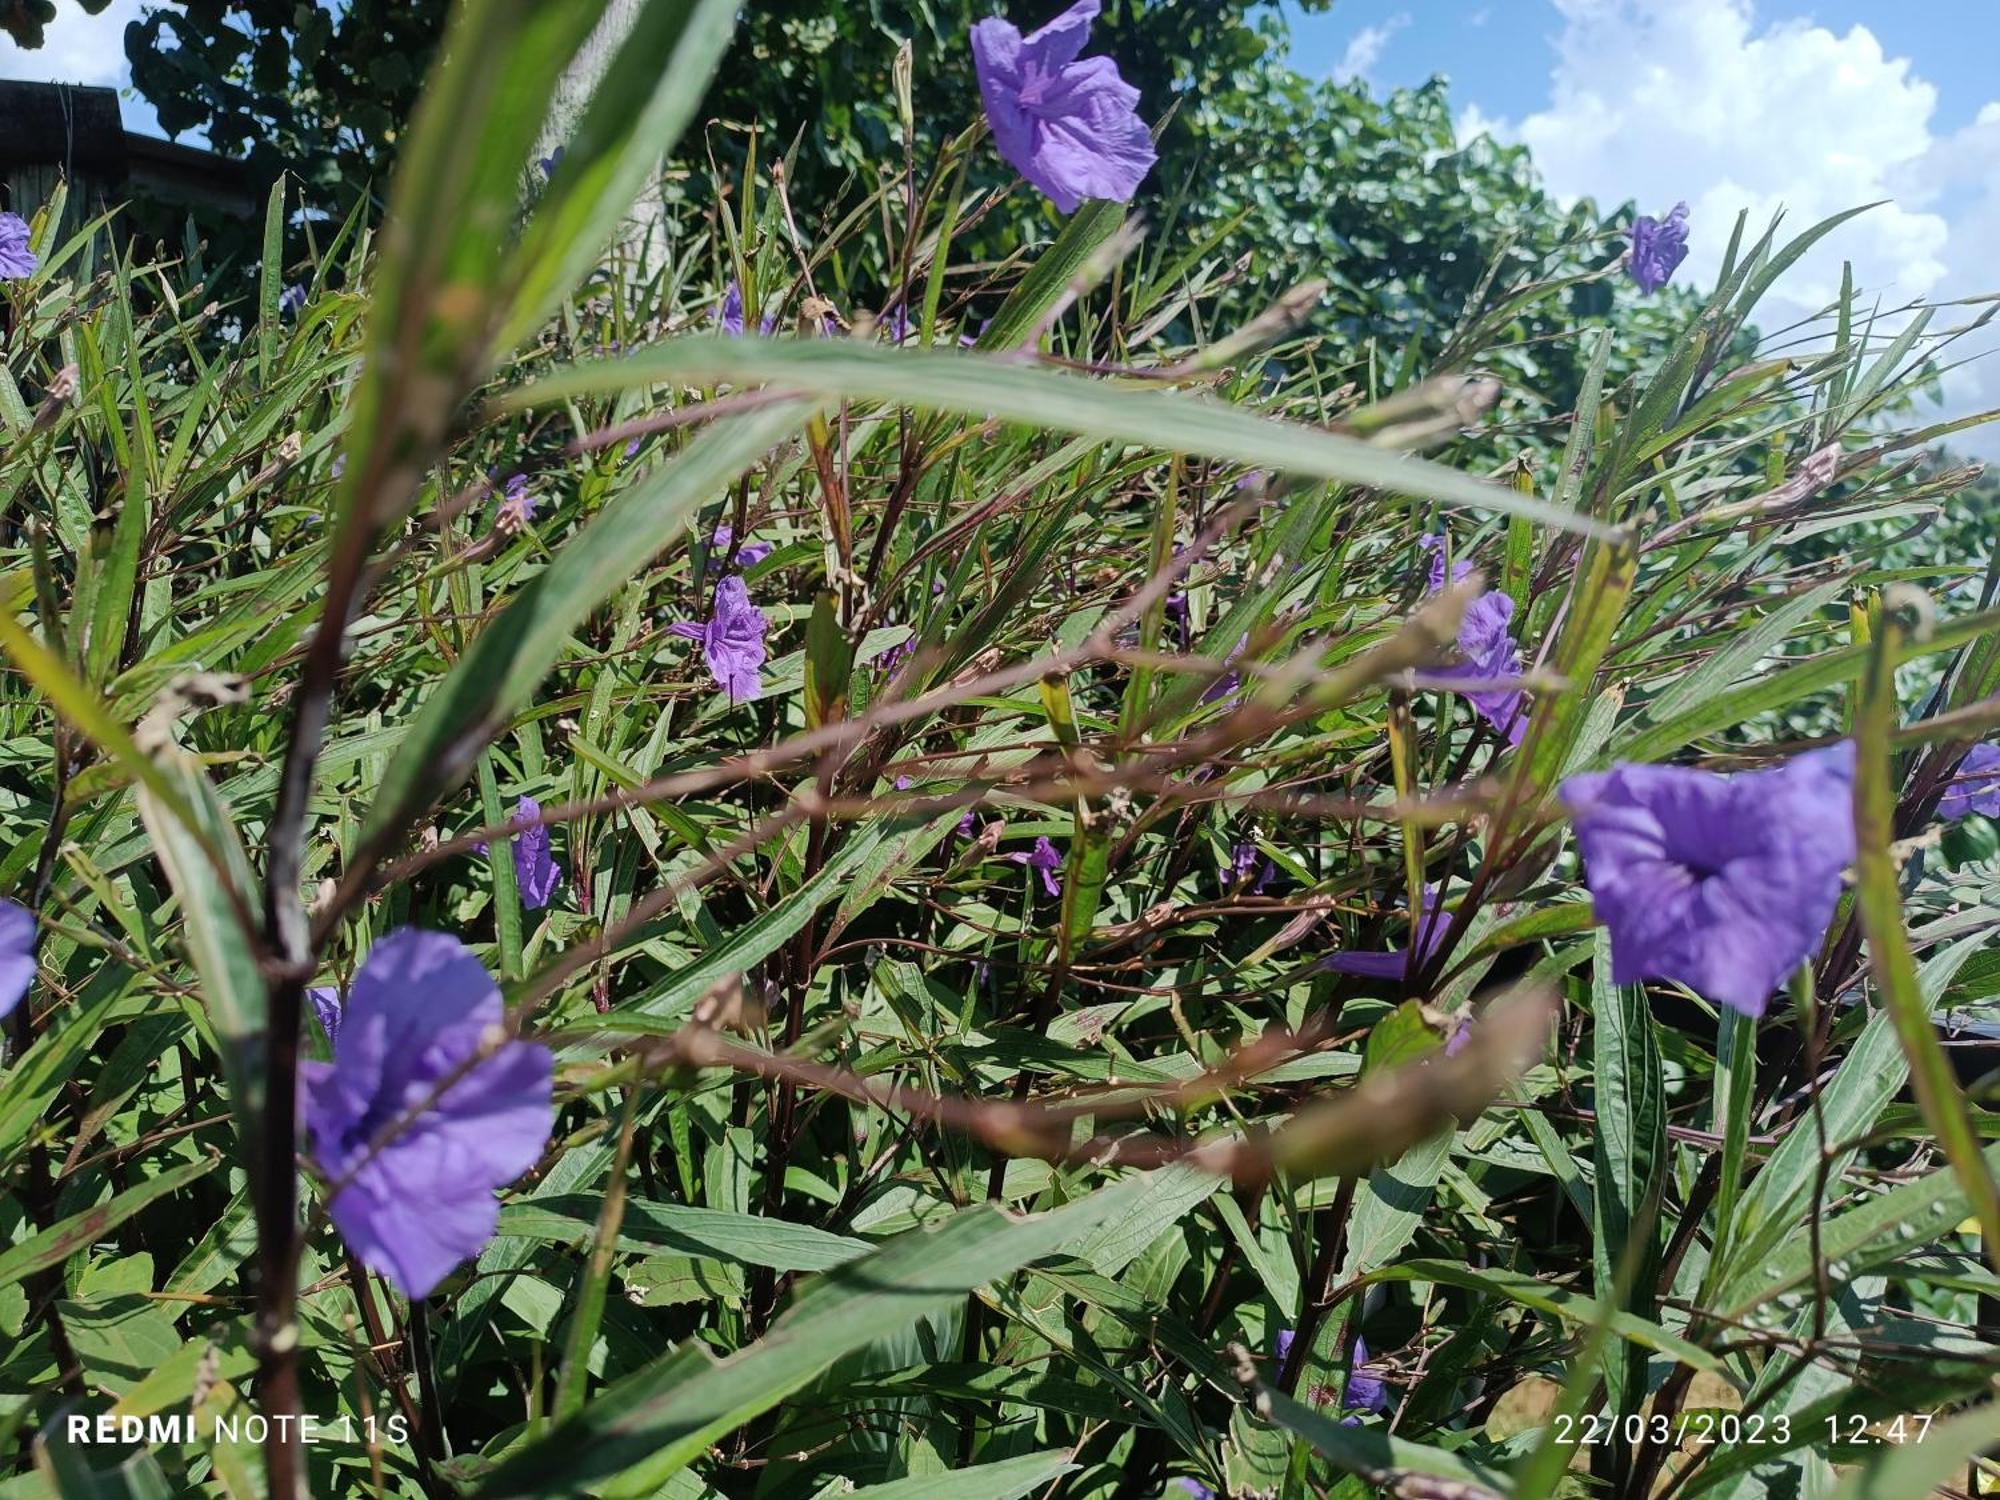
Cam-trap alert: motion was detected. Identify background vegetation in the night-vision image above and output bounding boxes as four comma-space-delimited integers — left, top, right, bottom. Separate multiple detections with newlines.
2, 2, 1999, 1499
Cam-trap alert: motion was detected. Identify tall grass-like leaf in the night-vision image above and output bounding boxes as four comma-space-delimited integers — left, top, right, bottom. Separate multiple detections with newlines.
1587, 932, 1666, 1478
1852, 609, 2000, 1266
846, 1453, 1079, 1500
977, 199, 1128, 351
333, 0, 610, 546
1259, 1387, 1505, 1495
0, 1156, 216, 1291
1714, 934, 1988, 1305
476, 1186, 1143, 1496
506, 342, 1622, 535
1720, 1139, 2000, 1318
495, 0, 741, 348
1825, 1401, 2000, 1499
586, 823, 886, 1034
136, 754, 268, 1158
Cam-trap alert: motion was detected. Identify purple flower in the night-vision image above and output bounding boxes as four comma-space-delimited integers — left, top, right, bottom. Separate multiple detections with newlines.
970, 0, 1157, 215
1344, 1337, 1390, 1415
278, 283, 307, 318
0, 213, 38, 280
1939, 744, 2000, 822
303, 930, 553, 1299
670, 574, 768, 702
1444, 1014, 1472, 1057
1006, 835, 1064, 897
1275, 1327, 1295, 1361
1174, 1481, 1215, 1500
1420, 533, 1475, 595
957, 810, 980, 839
718, 281, 746, 336
509, 796, 562, 910
538, 146, 565, 180
623, 436, 643, 460
870, 632, 917, 675
1325, 885, 1450, 981
495, 472, 536, 532
711, 525, 773, 568
0, 899, 36, 1020
1222, 841, 1273, 894
1629, 202, 1691, 294
308, 986, 343, 1047
1560, 742, 1856, 1018
1456, 592, 1529, 745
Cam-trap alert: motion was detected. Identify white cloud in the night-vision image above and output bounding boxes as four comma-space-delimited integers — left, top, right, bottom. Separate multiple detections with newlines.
1332, 13, 1411, 86
1472, 0, 2000, 454
22, 0, 151, 89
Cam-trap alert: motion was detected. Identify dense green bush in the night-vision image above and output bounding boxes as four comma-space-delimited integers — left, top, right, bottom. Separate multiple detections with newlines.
2, 4, 1999, 1500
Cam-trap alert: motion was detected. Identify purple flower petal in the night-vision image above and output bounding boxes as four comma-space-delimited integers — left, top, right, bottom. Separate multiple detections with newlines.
1323, 947, 1416, 980
1222, 841, 1273, 894
1419, 533, 1475, 595
279, 283, 307, 317
304, 929, 553, 1299
971, 0, 1157, 215
1629, 202, 1690, 294
1342, 1336, 1391, 1415
1325, 886, 1449, 981
718, 281, 746, 336
1939, 743, 2000, 822
711, 525, 773, 568
1202, 634, 1248, 705
0, 899, 36, 1020
1443, 1014, 1473, 1057
1416, 588, 1528, 745
1005, 836, 1064, 897
674, 574, 769, 702
0, 213, 39, 281
1560, 742, 1856, 1018
510, 796, 562, 910
307, 986, 343, 1047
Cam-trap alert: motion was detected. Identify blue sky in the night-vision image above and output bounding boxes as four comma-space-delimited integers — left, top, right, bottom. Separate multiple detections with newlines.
1288, 1, 2000, 134
1281, 0, 2000, 453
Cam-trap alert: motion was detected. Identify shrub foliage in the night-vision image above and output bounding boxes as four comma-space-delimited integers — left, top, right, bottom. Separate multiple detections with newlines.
1, 3, 1998, 1499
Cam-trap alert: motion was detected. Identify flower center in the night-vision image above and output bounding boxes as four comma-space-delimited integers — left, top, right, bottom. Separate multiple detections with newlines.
1017, 63, 1060, 112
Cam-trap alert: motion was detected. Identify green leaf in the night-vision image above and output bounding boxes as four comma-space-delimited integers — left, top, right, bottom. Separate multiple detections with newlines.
802, 589, 854, 731
475, 1184, 1146, 1496
1826, 1402, 2000, 1500
977, 199, 1128, 352
1364, 1260, 1721, 1373
507, 342, 1621, 536
496, 0, 741, 348
585, 825, 886, 1033
331, 0, 609, 546
1260, 1386, 1505, 1494
1589, 930, 1665, 1443
495, 1195, 869, 1273
257, 175, 285, 382
845, 1451, 1078, 1500
1852, 611, 2000, 1259
0, 1155, 217, 1292
134, 752, 267, 1157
